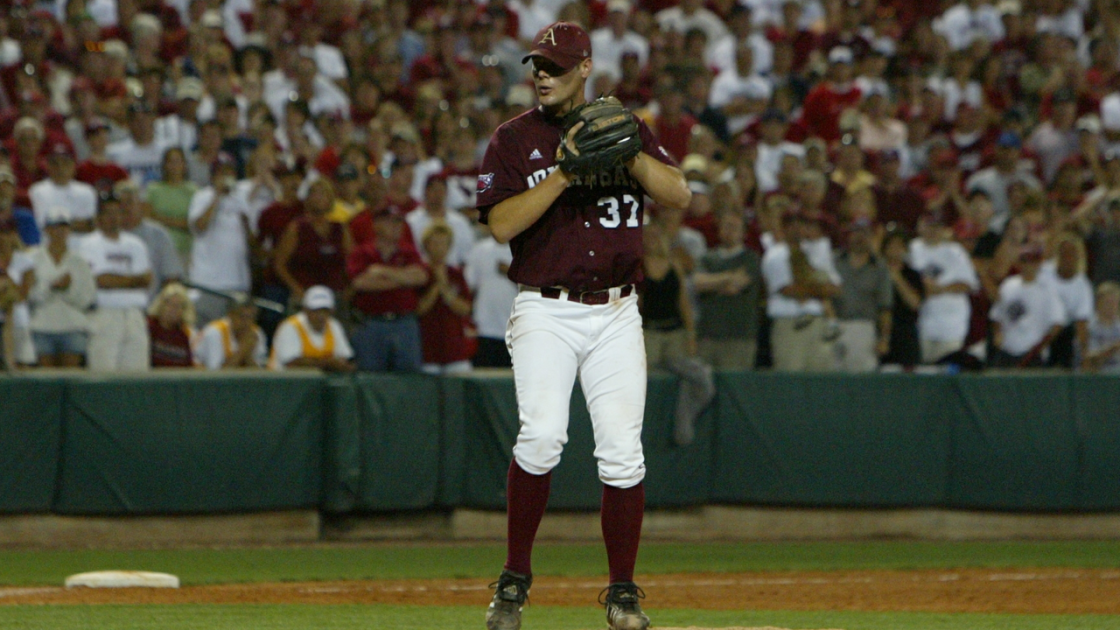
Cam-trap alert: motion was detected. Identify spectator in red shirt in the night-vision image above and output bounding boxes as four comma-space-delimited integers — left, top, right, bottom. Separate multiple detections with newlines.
651, 78, 699, 162
254, 161, 307, 338
872, 149, 926, 234
346, 204, 429, 372
799, 46, 862, 145
75, 117, 130, 194
147, 282, 197, 368
416, 221, 475, 375
274, 177, 353, 303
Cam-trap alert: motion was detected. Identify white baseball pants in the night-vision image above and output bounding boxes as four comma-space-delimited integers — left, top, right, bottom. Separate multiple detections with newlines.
506, 289, 647, 488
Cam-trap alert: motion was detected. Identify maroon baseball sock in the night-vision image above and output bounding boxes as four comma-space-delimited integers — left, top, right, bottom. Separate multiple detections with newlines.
504, 460, 552, 576
601, 481, 645, 584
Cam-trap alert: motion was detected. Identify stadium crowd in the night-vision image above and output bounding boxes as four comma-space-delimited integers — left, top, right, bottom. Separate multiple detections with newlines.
2, 0, 1120, 374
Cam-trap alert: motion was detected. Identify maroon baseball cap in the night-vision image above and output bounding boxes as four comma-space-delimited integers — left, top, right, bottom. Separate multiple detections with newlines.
522, 22, 591, 72
48, 142, 74, 159
373, 203, 405, 220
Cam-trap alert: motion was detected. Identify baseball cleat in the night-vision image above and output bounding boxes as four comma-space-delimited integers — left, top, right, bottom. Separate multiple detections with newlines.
600, 581, 651, 630
486, 569, 532, 630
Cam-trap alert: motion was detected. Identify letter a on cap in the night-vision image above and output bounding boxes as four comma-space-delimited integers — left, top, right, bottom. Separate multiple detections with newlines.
541, 27, 557, 46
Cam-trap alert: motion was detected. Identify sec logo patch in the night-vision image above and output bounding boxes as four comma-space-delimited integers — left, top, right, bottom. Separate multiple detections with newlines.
478, 173, 495, 193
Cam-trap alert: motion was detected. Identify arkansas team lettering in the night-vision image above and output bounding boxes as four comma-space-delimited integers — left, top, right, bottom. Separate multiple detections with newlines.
526, 165, 639, 190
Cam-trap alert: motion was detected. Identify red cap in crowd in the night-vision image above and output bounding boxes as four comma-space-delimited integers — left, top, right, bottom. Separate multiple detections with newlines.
522, 22, 592, 72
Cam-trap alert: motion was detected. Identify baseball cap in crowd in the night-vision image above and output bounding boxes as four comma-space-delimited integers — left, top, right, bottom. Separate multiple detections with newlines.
742, 76, 772, 101
996, 131, 1022, 149
84, 116, 110, 134
200, 9, 223, 28
918, 208, 946, 226
302, 285, 336, 311
505, 84, 536, 108
680, 154, 708, 175
335, 163, 359, 181
828, 46, 854, 65
879, 148, 901, 162
43, 206, 72, 227
211, 151, 236, 173
761, 108, 788, 124
13, 116, 44, 139
1052, 87, 1077, 104
1076, 114, 1102, 134
48, 142, 74, 159
373, 204, 405, 220
848, 217, 873, 231
522, 22, 592, 73
176, 77, 204, 101
0, 166, 16, 185
128, 100, 155, 114
1019, 244, 1045, 263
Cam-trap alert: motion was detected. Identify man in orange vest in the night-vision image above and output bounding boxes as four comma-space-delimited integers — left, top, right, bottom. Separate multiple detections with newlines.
194, 293, 268, 369
269, 285, 355, 372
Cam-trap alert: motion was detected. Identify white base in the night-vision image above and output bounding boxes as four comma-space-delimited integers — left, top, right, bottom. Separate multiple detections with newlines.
64, 571, 180, 588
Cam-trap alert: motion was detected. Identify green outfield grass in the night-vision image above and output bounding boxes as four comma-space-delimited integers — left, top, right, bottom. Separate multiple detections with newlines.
2, 540, 1120, 585
0, 605, 1118, 630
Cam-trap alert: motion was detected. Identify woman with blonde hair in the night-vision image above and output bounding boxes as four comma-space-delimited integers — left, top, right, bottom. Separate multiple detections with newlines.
147, 282, 198, 368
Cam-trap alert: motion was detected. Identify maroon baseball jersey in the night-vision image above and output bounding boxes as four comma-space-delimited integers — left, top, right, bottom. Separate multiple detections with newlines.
476, 107, 676, 293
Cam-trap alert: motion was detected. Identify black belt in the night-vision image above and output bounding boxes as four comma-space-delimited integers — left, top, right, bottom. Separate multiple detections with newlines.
524, 284, 634, 306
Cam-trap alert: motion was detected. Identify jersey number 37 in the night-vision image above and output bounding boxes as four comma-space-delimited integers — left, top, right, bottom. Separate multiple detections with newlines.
598, 194, 640, 229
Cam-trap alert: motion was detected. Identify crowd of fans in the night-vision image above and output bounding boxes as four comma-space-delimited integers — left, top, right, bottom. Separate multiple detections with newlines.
2, 0, 1120, 374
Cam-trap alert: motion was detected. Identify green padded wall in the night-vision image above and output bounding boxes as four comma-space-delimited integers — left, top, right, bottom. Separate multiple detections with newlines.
53, 373, 323, 514
0, 378, 64, 512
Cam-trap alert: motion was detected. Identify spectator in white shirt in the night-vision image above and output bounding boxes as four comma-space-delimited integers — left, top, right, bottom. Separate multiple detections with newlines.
709, 44, 773, 136
989, 246, 1065, 368
755, 109, 805, 193
1040, 233, 1095, 368
297, 20, 349, 82
965, 131, 1042, 232
762, 210, 842, 372
406, 176, 477, 268
28, 143, 98, 235
509, 0, 563, 44
908, 211, 981, 363
934, 0, 1006, 51
107, 100, 169, 189
268, 285, 355, 372
117, 180, 183, 297
155, 77, 204, 153
464, 224, 517, 368
708, 4, 773, 77
193, 293, 268, 370
590, 0, 650, 82
78, 194, 153, 372
656, 0, 729, 56
187, 153, 255, 325
1085, 281, 1120, 373
26, 207, 96, 368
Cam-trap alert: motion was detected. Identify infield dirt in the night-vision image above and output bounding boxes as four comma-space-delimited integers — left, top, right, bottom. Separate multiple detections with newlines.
2, 567, 1119, 616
